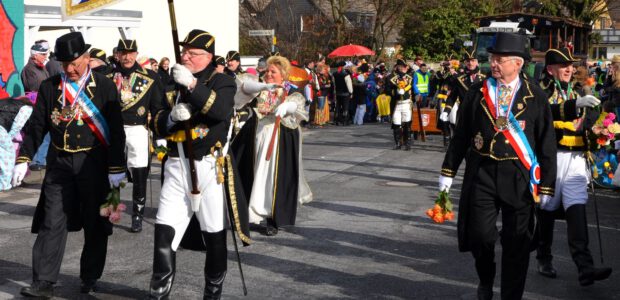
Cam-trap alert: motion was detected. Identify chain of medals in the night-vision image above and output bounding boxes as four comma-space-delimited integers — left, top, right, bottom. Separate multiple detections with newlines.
116, 73, 139, 103
60, 68, 91, 126
494, 79, 520, 130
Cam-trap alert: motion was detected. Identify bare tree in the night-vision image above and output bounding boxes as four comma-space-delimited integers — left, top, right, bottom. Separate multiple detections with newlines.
370, 0, 409, 55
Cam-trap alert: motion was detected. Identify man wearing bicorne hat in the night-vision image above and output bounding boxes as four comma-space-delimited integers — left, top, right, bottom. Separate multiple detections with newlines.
441, 47, 486, 127
111, 39, 165, 233
535, 47, 612, 285
385, 58, 413, 150
13, 31, 126, 298
148, 29, 250, 300
225, 50, 245, 78
438, 32, 557, 300
88, 48, 112, 76
213, 55, 226, 74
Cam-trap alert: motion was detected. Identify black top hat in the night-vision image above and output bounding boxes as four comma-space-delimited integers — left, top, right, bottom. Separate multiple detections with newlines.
545, 47, 579, 65
487, 32, 529, 59
180, 29, 215, 54
395, 58, 407, 67
117, 39, 138, 52
226, 51, 240, 62
213, 55, 226, 66
54, 32, 91, 62
89, 48, 107, 61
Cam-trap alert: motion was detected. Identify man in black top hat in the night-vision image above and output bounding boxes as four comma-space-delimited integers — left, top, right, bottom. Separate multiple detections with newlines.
13, 31, 126, 298
110, 39, 165, 233
384, 58, 414, 150
438, 32, 557, 300
225, 50, 245, 77
148, 29, 250, 300
535, 47, 612, 285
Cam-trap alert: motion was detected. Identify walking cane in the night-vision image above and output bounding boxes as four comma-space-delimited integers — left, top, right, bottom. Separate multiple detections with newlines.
585, 150, 605, 264
415, 95, 426, 142
222, 170, 248, 296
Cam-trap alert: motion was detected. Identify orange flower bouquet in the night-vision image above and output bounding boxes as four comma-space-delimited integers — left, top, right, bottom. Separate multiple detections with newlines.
154, 145, 168, 161
426, 190, 455, 223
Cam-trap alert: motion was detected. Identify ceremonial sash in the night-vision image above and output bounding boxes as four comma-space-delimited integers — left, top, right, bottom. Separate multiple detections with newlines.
64, 76, 111, 147
482, 79, 541, 202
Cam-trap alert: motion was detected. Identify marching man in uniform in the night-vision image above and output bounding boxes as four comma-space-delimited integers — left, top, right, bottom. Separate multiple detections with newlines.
535, 47, 612, 285
13, 32, 126, 298
225, 50, 245, 78
148, 29, 250, 300
440, 47, 486, 127
385, 59, 414, 150
438, 33, 557, 300
111, 39, 165, 233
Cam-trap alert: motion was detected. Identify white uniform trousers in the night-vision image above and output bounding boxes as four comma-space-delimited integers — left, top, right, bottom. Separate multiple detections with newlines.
392, 99, 412, 125
541, 150, 589, 211
124, 125, 149, 168
156, 155, 226, 251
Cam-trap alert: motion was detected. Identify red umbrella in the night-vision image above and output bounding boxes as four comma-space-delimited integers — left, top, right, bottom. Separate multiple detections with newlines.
328, 44, 375, 58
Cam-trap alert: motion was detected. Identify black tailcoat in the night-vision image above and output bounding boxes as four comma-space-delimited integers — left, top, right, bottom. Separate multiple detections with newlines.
440, 77, 557, 252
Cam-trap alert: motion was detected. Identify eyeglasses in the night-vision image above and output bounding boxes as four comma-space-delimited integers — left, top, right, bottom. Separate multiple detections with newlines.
490, 57, 515, 65
181, 49, 208, 58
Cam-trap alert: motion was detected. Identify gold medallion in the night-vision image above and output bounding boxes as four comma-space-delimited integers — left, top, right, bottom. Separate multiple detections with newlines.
61, 106, 72, 117
51, 108, 61, 126
517, 103, 524, 110
496, 116, 508, 129
474, 132, 484, 150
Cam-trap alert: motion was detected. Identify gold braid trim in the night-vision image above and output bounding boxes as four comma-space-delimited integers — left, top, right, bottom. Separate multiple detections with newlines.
201, 91, 217, 114
226, 154, 252, 244
16, 156, 31, 163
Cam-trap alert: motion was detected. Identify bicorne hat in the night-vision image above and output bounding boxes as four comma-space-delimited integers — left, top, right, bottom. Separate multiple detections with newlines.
117, 39, 138, 52
54, 32, 91, 62
545, 47, 579, 65
89, 48, 107, 62
395, 58, 407, 67
214, 55, 226, 66
487, 32, 530, 60
180, 29, 215, 54
226, 51, 240, 62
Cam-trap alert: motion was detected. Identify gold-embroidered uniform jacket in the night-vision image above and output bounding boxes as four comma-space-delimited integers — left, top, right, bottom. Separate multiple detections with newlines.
444, 70, 486, 115
153, 65, 236, 159
110, 63, 164, 126
17, 72, 126, 174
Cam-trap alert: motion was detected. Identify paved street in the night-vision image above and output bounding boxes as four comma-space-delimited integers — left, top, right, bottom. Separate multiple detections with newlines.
1, 123, 619, 300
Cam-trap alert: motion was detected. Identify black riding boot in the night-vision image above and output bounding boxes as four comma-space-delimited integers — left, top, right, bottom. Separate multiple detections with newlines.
475, 259, 495, 300
565, 204, 612, 286
202, 230, 228, 300
402, 123, 411, 151
392, 127, 402, 150
131, 167, 148, 233
149, 224, 176, 300
536, 208, 557, 278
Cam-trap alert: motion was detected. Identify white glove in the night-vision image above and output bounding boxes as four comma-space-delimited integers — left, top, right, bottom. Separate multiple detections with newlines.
438, 175, 453, 192
274, 102, 297, 118
576, 95, 600, 108
170, 103, 192, 122
440, 112, 449, 122
172, 64, 196, 88
108, 173, 125, 188
242, 80, 279, 94
11, 162, 28, 187
155, 139, 167, 147
398, 89, 405, 95
539, 194, 553, 209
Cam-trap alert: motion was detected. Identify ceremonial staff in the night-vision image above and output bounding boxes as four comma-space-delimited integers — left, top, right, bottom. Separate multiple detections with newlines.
166, 0, 200, 198
585, 130, 605, 264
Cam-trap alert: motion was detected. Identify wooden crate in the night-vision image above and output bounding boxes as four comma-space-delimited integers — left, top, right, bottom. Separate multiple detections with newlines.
411, 108, 442, 133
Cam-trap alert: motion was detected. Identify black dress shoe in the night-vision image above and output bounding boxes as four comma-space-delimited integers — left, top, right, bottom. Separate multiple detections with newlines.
131, 216, 143, 233
477, 284, 493, 300
537, 260, 557, 278
80, 279, 98, 293
579, 267, 612, 286
265, 224, 278, 236
20, 280, 54, 298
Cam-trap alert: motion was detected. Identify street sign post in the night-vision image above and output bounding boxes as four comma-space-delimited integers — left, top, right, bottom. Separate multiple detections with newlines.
249, 29, 276, 53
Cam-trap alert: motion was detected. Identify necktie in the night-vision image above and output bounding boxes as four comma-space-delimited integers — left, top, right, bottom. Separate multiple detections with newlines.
498, 84, 512, 107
